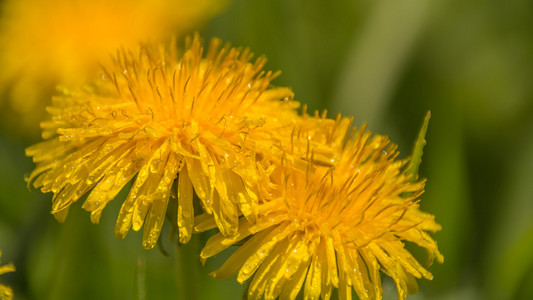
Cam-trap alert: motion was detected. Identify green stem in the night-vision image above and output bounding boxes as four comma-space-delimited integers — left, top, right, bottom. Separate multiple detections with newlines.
175, 237, 201, 300
133, 255, 146, 300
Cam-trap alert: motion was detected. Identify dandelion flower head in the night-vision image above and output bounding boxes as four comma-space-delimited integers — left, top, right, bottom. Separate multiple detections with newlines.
26, 34, 299, 249
200, 115, 443, 300
0, 251, 15, 300
0, 0, 227, 135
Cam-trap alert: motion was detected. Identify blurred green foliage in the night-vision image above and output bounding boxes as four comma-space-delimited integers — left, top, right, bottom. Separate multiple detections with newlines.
1, 0, 533, 299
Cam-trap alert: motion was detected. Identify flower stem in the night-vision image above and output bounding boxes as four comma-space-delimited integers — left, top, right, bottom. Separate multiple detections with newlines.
175, 236, 201, 300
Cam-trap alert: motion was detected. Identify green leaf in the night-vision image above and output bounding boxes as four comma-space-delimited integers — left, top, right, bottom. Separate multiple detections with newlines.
406, 111, 431, 181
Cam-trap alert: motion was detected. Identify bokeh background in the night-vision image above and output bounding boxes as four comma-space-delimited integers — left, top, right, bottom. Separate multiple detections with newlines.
1, 0, 533, 299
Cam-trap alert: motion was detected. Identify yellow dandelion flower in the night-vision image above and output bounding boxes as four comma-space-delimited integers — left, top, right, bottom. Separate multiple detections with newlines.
0, 251, 15, 300
26, 34, 299, 249
0, 0, 227, 136
200, 116, 443, 300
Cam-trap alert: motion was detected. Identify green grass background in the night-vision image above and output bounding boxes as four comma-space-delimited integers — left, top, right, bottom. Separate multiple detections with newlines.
1, 0, 533, 299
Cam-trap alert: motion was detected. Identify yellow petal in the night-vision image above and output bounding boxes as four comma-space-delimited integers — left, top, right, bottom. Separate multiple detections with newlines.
82, 147, 142, 223
193, 212, 218, 232
223, 169, 255, 219
177, 165, 194, 244
132, 196, 151, 232
317, 236, 338, 300
325, 236, 339, 288
211, 189, 239, 237
248, 238, 289, 300
133, 141, 173, 232
115, 141, 165, 238
142, 151, 180, 249
344, 247, 369, 300
53, 206, 70, 223
279, 247, 312, 300
359, 247, 383, 299
382, 241, 429, 279
336, 244, 353, 300
210, 225, 277, 281
0, 264, 15, 275
184, 157, 212, 213
237, 222, 296, 283
25, 139, 70, 163
200, 218, 254, 261
304, 245, 323, 300
369, 242, 407, 300
51, 179, 91, 215
0, 284, 13, 300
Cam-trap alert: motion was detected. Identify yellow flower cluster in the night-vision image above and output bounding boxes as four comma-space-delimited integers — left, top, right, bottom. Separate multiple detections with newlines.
26, 34, 442, 299
26, 34, 298, 248
200, 113, 443, 299
0, 252, 15, 300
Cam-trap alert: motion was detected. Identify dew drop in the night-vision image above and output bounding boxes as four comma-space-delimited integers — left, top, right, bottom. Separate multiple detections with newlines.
242, 264, 252, 274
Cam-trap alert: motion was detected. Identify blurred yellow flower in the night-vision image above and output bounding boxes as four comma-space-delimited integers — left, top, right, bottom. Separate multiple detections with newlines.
200, 116, 443, 300
0, 252, 15, 300
0, 0, 227, 137
26, 34, 298, 249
